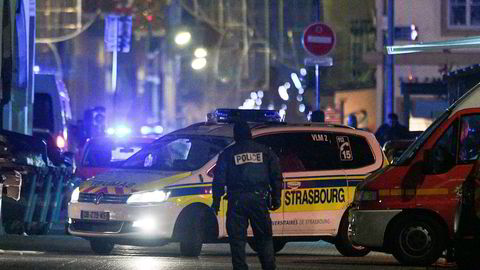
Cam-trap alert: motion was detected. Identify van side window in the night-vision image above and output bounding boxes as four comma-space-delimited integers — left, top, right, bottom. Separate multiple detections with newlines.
458, 114, 480, 163
33, 93, 54, 132
255, 132, 341, 172
431, 121, 458, 174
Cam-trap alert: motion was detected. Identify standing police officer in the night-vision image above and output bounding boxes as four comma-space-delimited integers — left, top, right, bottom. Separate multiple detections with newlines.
211, 121, 282, 270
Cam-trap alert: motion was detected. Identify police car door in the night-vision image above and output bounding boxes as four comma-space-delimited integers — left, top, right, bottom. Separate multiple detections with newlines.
253, 134, 286, 236
256, 131, 348, 235
281, 131, 347, 235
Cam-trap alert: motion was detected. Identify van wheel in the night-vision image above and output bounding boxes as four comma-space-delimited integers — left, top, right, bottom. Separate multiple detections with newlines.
248, 239, 287, 253
179, 210, 205, 257
335, 212, 370, 257
90, 239, 114, 255
391, 215, 445, 266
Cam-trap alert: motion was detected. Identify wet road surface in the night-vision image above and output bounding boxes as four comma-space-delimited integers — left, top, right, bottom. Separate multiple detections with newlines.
0, 235, 457, 270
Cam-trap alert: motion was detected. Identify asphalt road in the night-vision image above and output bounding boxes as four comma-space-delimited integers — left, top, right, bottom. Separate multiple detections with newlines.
0, 235, 456, 270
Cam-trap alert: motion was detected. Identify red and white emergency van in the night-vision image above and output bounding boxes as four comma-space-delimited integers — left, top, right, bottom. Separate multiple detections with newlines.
350, 84, 480, 266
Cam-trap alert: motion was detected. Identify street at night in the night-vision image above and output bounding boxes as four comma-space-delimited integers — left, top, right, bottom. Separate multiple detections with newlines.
2, 1, 480, 269
0, 235, 456, 270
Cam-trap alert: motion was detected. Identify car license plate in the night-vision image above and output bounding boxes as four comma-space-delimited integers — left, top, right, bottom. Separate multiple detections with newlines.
81, 210, 110, 221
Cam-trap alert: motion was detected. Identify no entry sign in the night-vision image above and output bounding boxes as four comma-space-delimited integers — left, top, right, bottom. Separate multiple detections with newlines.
302, 23, 336, 56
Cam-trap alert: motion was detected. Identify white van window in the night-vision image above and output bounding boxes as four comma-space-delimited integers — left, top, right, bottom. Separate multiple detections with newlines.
33, 93, 54, 132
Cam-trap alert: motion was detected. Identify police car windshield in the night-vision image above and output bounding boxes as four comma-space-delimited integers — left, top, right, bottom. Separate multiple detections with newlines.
121, 135, 233, 171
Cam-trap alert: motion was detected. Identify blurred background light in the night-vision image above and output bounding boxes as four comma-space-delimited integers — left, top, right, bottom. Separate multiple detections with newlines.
300, 68, 307, 76
194, 47, 207, 58
278, 85, 289, 101
291, 73, 302, 89
140, 126, 152, 135
191, 58, 207, 70
153, 125, 164, 134
106, 127, 115, 135
175, 31, 191, 45
299, 104, 306, 112
116, 125, 132, 137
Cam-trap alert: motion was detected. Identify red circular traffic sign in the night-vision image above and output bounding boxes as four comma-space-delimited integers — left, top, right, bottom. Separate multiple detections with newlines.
302, 23, 336, 56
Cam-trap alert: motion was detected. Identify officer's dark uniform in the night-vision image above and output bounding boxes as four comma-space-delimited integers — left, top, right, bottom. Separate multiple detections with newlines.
212, 121, 282, 270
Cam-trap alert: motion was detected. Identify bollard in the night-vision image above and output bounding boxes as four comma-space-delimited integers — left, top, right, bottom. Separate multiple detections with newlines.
23, 173, 38, 225
48, 168, 66, 232
0, 182, 5, 235
39, 171, 53, 224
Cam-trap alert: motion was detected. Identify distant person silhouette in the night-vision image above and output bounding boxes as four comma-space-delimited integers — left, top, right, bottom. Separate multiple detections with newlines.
375, 113, 409, 147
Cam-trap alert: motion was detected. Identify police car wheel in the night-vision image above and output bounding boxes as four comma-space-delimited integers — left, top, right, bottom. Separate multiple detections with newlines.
335, 212, 370, 257
179, 212, 205, 257
392, 215, 445, 266
90, 239, 114, 255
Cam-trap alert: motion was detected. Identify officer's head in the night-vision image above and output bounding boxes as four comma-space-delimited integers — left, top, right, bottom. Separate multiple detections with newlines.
233, 121, 252, 142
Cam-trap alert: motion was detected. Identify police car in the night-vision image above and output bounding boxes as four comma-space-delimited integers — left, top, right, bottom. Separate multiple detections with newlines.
68, 109, 387, 256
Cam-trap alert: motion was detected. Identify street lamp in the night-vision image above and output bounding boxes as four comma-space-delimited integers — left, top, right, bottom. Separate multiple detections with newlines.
175, 31, 191, 46
191, 58, 207, 70
194, 47, 207, 58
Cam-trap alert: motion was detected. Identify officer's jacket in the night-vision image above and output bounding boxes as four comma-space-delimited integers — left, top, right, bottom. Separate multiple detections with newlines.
213, 139, 282, 203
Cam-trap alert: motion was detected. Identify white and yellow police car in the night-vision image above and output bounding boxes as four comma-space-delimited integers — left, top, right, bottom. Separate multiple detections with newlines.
68, 109, 387, 256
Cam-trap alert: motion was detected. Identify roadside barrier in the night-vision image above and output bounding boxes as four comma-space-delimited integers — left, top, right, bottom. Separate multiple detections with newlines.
0, 130, 75, 235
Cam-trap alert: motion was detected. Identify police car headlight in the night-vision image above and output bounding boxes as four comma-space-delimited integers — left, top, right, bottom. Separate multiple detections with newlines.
355, 190, 378, 202
127, 190, 171, 204
70, 187, 80, 203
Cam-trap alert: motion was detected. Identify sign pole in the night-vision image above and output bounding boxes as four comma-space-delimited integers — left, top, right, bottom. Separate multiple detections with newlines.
112, 18, 118, 114
105, 14, 132, 117
315, 0, 322, 109
301, 22, 335, 112
112, 49, 118, 111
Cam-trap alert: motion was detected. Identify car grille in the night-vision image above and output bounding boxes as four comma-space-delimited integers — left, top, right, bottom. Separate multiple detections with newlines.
70, 220, 140, 233
79, 193, 130, 204
71, 219, 124, 233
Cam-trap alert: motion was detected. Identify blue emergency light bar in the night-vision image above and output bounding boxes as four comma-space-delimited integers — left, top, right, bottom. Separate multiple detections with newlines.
212, 108, 282, 123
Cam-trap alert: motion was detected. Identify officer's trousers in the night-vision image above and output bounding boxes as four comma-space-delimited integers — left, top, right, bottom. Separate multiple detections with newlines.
227, 192, 276, 270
